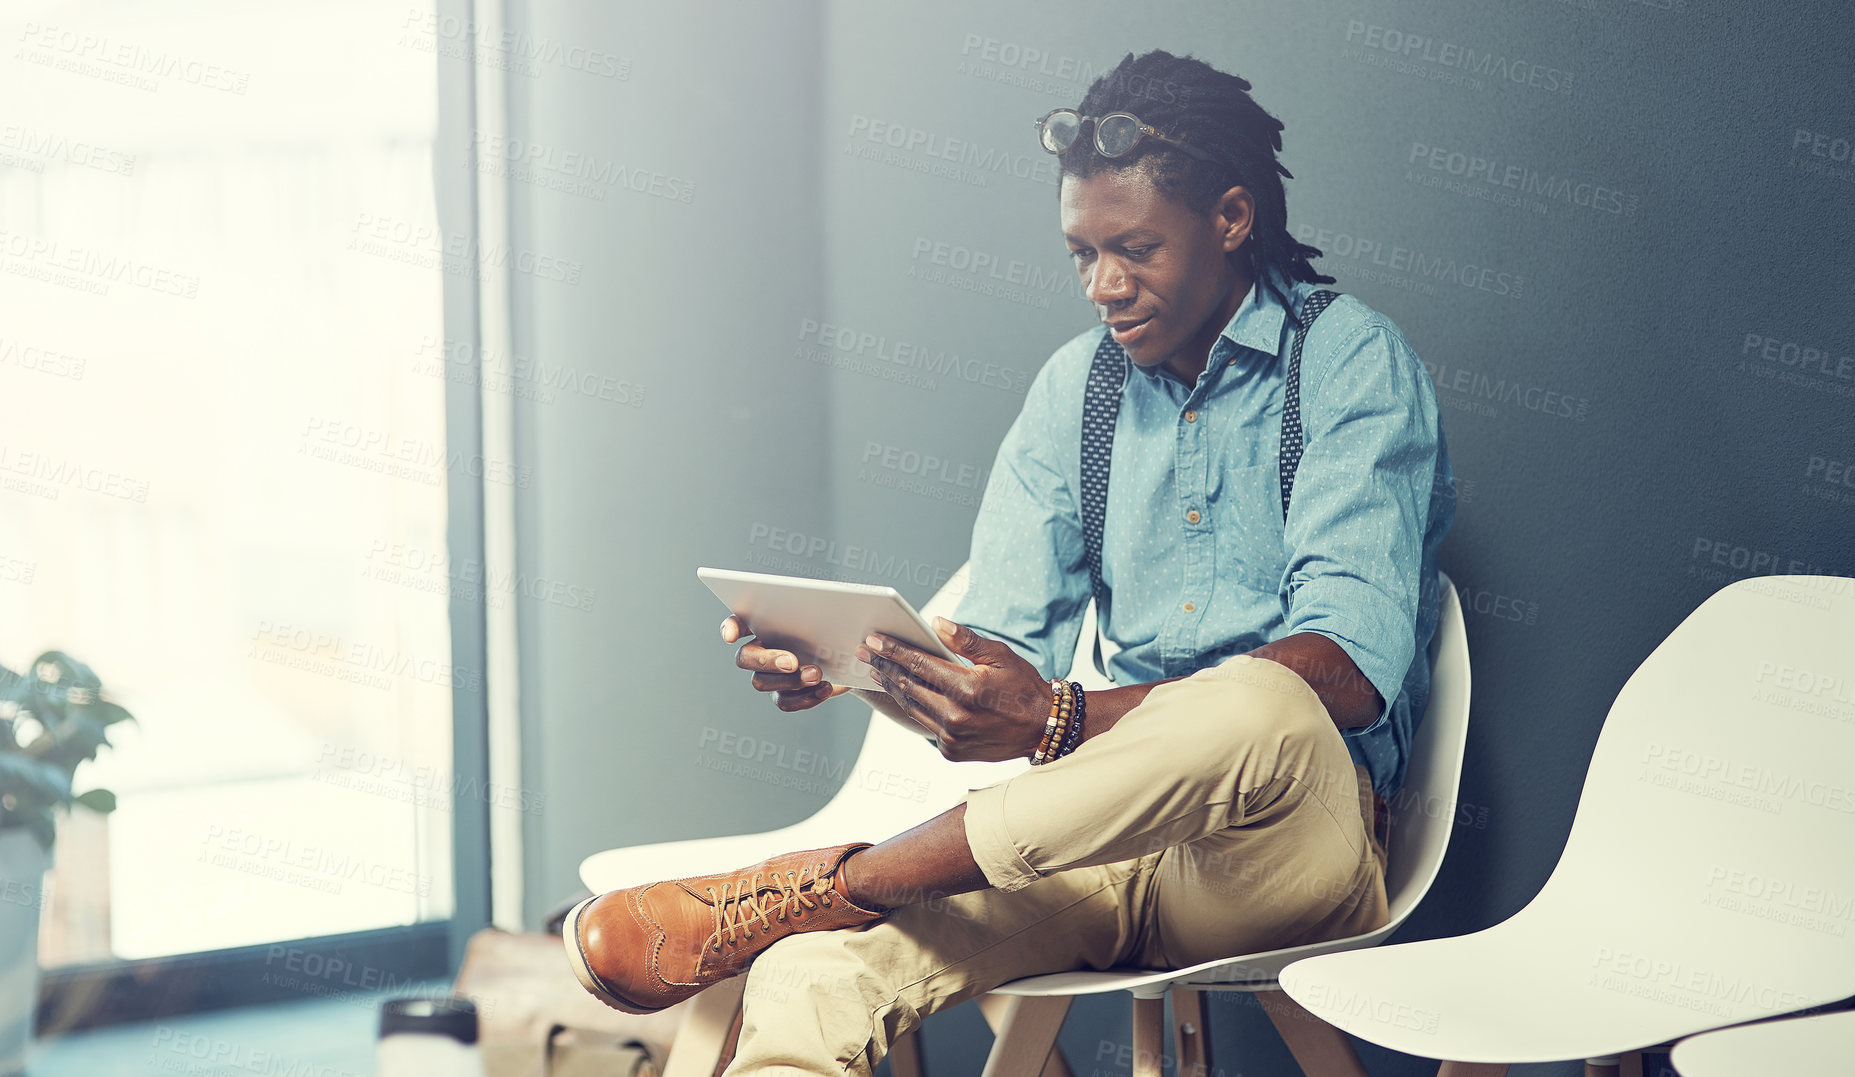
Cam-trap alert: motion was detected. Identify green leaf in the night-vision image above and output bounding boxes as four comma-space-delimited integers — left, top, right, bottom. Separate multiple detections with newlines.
94, 700, 136, 727
73, 788, 116, 814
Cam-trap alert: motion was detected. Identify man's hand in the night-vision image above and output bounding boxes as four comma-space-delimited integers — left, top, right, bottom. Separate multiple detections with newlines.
857, 617, 1051, 762
719, 615, 852, 713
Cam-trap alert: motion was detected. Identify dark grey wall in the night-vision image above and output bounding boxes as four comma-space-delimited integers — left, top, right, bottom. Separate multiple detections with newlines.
510, 2, 1854, 1074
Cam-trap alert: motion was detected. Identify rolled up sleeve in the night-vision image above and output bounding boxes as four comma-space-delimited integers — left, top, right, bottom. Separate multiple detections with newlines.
1280, 321, 1439, 736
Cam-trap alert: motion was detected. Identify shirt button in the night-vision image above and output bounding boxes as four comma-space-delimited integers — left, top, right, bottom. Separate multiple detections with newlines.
1184, 409, 1197, 423
1185, 509, 1201, 524
1183, 602, 1196, 613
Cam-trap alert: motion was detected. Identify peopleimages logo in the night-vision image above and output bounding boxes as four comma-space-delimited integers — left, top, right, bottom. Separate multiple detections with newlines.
0, 228, 200, 298
0, 442, 149, 502
1420, 357, 1590, 422
1589, 946, 1812, 1019
1735, 332, 1855, 401
1408, 141, 1639, 217
0, 123, 136, 176
846, 115, 1058, 187
15, 21, 251, 94
398, 8, 629, 79
347, 212, 582, 286
744, 523, 961, 594
472, 131, 695, 205
0, 335, 86, 380
796, 319, 1030, 395
955, 33, 1188, 104
958, 35, 1101, 86
1754, 660, 1855, 711
1342, 21, 1575, 95
1294, 224, 1526, 299
1793, 128, 1851, 159
908, 238, 1080, 296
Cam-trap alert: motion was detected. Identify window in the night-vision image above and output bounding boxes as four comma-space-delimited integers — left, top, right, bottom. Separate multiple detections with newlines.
0, 1, 465, 971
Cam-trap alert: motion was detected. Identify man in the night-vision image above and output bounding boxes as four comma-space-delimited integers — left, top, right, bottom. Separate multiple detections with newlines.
566, 49, 1454, 1074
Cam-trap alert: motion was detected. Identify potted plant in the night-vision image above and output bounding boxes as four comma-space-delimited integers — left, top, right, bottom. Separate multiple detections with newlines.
0, 652, 131, 1075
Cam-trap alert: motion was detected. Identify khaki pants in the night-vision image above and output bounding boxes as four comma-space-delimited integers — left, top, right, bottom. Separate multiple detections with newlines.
725, 655, 1390, 1076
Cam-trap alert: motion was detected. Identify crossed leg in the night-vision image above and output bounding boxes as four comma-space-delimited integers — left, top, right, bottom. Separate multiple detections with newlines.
726, 655, 1389, 1075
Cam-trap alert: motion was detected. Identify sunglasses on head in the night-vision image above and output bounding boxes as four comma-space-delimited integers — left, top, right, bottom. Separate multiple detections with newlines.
1033, 108, 1212, 162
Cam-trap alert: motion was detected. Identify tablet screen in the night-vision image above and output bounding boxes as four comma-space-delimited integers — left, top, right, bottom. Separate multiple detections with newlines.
698, 567, 963, 693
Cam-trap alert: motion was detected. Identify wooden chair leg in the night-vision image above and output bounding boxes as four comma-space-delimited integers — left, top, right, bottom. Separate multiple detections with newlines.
887, 1029, 926, 1077
1255, 988, 1372, 1077
1131, 995, 1165, 1077
662, 975, 747, 1077
1436, 1063, 1510, 1077
712, 1003, 744, 1076
979, 995, 1074, 1077
977, 994, 1073, 1077
1171, 989, 1213, 1077
1585, 1054, 1644, 1077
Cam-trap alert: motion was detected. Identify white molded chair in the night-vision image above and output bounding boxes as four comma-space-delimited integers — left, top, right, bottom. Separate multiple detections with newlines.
1668, 1007, 1855, 1075
978, 573, 1472, 1077
1280, 574, 1855, 1077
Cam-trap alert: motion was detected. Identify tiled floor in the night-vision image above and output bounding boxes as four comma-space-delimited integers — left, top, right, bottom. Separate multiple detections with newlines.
27, 983, 448, 1076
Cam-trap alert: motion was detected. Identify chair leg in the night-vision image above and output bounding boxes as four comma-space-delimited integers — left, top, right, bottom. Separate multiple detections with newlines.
1436, 1064, 1509, 1077
661, 975, 747, 1077
979, 995, 1074, 1077
1255, 988, 1372, 1077
712, 1003, 744, 1077
977, 994, 1074, 1077
1585, 1054, 1644, 1077
1171, 989, 1213, 1077
887, 1029, 925, 1077
1131, 995, 1165, 1077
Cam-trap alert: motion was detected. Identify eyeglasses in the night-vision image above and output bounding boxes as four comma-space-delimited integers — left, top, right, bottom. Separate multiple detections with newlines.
1033, 108, 1212, 162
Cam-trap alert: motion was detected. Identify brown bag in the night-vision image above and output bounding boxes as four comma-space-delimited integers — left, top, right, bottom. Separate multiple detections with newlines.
453, 928, 692, 1077
480, 1028, 656, 1077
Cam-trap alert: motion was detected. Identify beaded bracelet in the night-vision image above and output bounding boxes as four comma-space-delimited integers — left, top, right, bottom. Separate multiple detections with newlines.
1031, 680, 1061, 764
1057, 681, 1086, 759
1042, 682, 1084, 763
1048, 680, 1073, 760
1031, 678, 1072, 765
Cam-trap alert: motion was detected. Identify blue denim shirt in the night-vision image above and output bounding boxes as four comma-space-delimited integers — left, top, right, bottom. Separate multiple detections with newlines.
952, 269, 1454, 798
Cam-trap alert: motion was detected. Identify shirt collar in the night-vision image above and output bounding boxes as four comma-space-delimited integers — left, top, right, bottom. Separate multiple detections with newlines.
1219, 264, 1300, 361
1132, 266, 1304, 392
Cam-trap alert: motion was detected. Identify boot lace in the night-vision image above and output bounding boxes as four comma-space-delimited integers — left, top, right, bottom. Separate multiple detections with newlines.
704, 856, 836, 953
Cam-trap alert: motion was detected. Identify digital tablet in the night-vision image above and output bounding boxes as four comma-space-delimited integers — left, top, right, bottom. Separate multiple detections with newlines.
698, 567, 965, 693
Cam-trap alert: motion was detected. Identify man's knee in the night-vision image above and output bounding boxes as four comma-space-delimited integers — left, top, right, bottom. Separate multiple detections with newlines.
1192, 656, 1335, 750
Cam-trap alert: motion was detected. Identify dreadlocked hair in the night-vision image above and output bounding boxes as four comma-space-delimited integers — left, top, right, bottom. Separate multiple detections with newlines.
1058, 50, 1333, 314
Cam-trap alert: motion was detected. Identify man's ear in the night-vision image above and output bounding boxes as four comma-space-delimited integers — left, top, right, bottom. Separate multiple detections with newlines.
1211, 185, 1255, 254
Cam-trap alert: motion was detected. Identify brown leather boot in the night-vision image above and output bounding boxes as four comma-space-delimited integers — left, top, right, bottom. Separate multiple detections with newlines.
562, 842, 883, 1014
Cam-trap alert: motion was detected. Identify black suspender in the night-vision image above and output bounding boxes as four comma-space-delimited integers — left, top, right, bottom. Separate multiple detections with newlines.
1078, 289, 1340, 642
1078, 334, 1129, 621
1279, 289, 1340, 517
